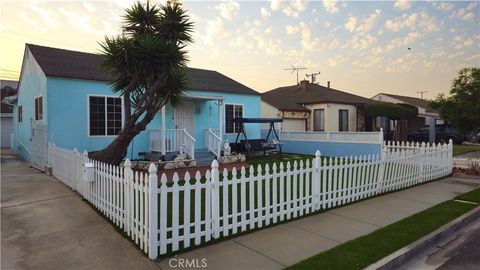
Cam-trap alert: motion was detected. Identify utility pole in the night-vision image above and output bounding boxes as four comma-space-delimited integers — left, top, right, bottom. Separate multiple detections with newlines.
306, 71, 321, 84
284, 65, 307, 85
417, 91, 428, 99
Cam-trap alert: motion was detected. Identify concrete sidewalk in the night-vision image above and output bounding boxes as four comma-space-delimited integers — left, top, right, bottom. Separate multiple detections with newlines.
1, 149, 157, 270
157, 175, 480, 270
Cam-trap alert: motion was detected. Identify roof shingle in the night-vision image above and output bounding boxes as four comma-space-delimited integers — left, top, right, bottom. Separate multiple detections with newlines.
26, 44, 259, 96
262, 82, 371, 111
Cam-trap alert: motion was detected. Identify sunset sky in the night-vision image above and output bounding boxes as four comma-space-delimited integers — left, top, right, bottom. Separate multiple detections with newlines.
0, 0, 479, 99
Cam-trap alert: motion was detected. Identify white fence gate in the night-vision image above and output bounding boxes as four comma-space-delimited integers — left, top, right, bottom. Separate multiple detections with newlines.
31, 121, 47, 171
47, 140, 453, 260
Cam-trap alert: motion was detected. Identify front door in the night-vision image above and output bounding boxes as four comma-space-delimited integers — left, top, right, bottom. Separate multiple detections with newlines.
174, 101, 194, 136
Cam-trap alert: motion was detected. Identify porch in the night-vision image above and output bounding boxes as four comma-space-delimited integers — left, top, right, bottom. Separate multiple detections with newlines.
147, 94, 224, 162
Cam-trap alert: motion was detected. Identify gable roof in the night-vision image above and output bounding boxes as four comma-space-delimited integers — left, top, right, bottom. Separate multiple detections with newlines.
26, 44, 259, 96
262, 82, 371, 112
377, 93, 429, 109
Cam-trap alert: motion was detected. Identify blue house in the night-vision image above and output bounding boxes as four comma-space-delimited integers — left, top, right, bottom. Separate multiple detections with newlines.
11, 44, 261, 169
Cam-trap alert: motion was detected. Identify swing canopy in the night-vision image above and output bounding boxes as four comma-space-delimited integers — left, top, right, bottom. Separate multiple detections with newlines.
233, 118, 283, 157
232, 118, 283, 124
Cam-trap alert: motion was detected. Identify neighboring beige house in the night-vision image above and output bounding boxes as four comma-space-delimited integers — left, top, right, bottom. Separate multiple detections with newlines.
261, 80, 371, 132
370, 93, 442, 132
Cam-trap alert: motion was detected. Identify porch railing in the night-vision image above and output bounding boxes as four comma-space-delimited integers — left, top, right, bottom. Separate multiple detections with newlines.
206, 128, 221, 158
149, 129, 196, 159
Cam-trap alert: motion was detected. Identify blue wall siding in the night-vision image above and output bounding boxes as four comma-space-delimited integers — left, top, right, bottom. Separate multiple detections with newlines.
13, 48, 48, 162
186, 90, 261, 148
282, 140, 382, 157
45, 78, 261, 159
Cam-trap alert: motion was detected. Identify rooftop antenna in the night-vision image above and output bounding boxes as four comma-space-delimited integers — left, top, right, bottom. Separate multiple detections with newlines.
284, 65, 307, 85
306, 71, 321, 84
417, 91, 428, 99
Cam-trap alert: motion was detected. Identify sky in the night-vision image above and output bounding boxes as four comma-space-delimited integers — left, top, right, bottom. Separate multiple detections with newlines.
0, 0, 479, 99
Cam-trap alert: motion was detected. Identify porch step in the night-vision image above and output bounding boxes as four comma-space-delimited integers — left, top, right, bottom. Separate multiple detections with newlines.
195, 150, 217, 167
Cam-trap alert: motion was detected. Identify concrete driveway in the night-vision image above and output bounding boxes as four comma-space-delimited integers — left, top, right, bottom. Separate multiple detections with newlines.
1, 149, 157, 270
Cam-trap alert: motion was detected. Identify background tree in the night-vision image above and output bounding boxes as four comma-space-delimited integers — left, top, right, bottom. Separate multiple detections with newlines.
90, 1, 193, 165
429, 67, 480, 133
365, 102, 418, 141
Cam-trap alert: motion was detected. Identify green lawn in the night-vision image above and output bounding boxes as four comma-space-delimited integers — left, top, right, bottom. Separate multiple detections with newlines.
285, 198, 477, 270
455, 188, 480, 203
453, 144, 480, 156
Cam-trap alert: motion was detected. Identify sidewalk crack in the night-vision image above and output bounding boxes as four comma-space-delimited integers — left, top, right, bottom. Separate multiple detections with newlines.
231, 239, 287, 267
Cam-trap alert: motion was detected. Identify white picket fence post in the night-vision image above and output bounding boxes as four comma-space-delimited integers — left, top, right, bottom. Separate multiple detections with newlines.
124, 159, 132, 235
211, 160, 220, 239
313, 150, 321, 210
376, 147, 387, 194
148, 163, 158, 260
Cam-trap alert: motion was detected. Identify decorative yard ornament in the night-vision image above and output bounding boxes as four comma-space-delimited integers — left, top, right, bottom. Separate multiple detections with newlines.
224, 140, 231, 156
89, 1, 193, 165
179, 143, 186, 155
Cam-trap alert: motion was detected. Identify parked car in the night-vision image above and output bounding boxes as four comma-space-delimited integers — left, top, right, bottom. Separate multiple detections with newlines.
407, 125, 466, 144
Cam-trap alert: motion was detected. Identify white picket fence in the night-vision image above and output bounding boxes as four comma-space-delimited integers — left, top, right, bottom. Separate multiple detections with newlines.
47, 140, 453, 260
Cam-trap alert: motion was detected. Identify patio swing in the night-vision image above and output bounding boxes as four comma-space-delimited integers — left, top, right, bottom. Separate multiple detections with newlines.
233, 118, 283, 158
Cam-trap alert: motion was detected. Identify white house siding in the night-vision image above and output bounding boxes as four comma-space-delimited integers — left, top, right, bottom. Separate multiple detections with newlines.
304, 103, 357, 132
260, 101, 281, 130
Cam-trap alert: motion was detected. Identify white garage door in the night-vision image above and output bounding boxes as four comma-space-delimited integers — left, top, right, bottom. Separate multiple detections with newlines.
282, 119, 306, 131
1, 117, 13, 148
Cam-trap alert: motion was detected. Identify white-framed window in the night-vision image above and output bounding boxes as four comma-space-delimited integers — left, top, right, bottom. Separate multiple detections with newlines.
225, 104, 243, 134
339, 109, 349, 132
88, 96, 123, 136
35, 96, 43, 120
313, 109, 325, 131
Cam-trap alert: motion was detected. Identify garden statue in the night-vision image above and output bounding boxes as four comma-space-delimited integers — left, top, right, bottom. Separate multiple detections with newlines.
224, 140, 231, 156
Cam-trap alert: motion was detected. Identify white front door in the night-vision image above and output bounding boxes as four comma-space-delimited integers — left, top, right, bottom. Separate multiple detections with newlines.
174, 101, 194, 136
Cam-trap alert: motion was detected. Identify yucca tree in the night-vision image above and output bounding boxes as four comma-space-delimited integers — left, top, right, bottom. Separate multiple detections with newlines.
90, 1, 193, 165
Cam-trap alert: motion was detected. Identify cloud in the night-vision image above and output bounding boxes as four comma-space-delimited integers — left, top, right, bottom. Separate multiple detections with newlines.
356, 9, 381, 32
270, 0, 308, 18
394, 0, 411, 10
323, 0, 338, 13
344, 16, 357, 32
384, 11, 439, 33
328, 55, 347, 67
286, 25, 300, 36
231, 19, 282, 55
324, 21, 332, 28
345, 9, 381, 33
346, 34, 376, 51
201, 17, 229, 46
450, 5, 476, 21
385, 32, 421, 52
432, 2, 454, 12
214, 1, 240, 20
260, 7, 271, 18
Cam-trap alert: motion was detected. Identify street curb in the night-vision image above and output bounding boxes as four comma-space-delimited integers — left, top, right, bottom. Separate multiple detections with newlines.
366, 205, 480, 270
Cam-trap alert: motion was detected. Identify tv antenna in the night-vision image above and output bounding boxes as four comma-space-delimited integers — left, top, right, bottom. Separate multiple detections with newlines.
306, 71, 321, 84
284, 65, 307, 84
417, 91, 428, 99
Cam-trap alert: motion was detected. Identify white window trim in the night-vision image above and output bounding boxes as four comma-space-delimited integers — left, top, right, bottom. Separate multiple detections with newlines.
87, 94, 124, 137
34, 95, 43, 121
224, 103, 244, 135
